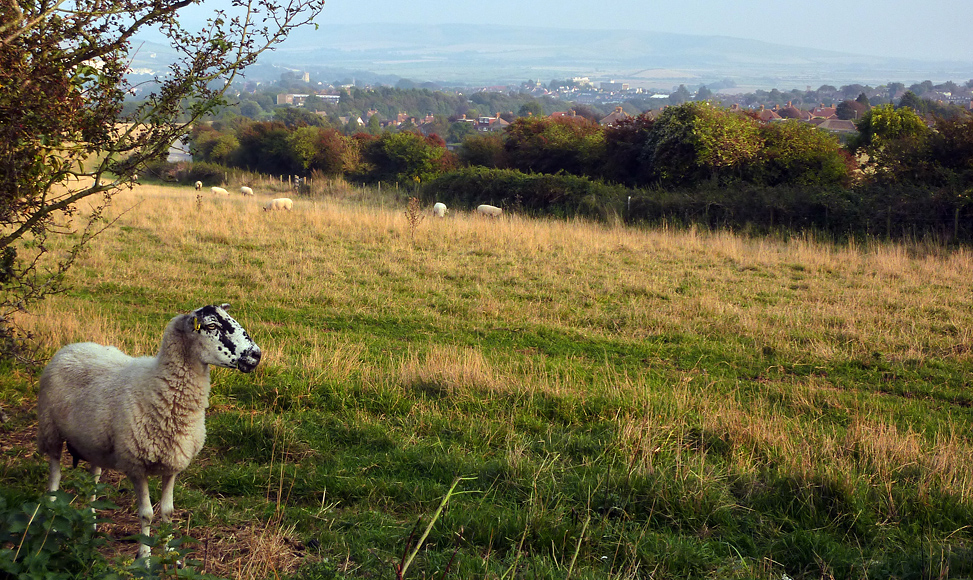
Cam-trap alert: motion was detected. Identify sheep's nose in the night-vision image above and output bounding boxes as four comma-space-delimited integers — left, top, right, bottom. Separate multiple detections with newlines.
238, 347, 261, 373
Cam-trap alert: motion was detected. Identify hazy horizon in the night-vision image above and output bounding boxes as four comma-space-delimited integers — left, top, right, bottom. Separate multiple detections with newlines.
209, 0, 973, 62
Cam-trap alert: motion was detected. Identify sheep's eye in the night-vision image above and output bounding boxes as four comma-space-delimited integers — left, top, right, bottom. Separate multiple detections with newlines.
205, 323, 218, 331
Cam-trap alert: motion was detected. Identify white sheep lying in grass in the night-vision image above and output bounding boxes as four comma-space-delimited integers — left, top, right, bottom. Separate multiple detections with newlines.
194, 181, 202, 191
211, 186, 229, 196
264, 198, 293, 211
36, 304, 262, 561
240, 186, 254, 196
432, 202, 447, 218
476, 204, 502, 217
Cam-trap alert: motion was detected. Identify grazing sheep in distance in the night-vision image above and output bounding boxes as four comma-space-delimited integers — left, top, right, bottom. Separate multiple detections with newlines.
432, 202, 447, 218
211, 186, 229, 196
36, 304, 262, 561
194, 181, 202, 191
477, 204, 503, 218
264, 198, 293, 211
240, 186, 254, 196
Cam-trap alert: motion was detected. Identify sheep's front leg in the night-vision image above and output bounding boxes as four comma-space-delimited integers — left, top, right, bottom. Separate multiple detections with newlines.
134, 477, 154, 561
88, 466, 102, 531
159, 474, 176, 524
46, 457, 62, 493
159, 473, 183, 568
158, 474, 183, 566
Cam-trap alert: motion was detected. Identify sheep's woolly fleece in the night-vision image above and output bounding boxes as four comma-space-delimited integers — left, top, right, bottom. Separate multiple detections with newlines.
36, 304, 261, 560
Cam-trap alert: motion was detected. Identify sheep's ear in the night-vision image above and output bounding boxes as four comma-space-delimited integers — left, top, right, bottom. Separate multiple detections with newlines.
220, 303, 231, 311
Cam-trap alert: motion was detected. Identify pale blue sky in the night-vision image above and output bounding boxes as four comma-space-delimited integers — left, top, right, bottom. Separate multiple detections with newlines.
310, 0, 972, 61
171, 0, 972, 62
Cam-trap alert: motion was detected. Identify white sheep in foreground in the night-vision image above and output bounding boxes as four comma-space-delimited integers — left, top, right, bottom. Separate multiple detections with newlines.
194, 181, 202, 191
264, 198, 293, 211
36, 304, 261, 561
432, 202, 448, 218
240, 186, 254, 196
211, 186, 229, 196
476, 204, 503, 217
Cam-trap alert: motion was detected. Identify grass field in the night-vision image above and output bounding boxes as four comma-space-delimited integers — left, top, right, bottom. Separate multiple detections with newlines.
2, 182, 973, 579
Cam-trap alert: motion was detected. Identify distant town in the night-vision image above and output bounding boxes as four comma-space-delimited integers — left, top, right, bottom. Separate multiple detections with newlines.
234, 71, 973, 142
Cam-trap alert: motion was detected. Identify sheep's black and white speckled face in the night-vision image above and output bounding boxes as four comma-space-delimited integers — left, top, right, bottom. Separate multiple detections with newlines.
192, 304, 262, 372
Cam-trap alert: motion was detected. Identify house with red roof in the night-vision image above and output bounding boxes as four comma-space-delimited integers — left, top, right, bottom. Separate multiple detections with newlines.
755, 105, 781, 122
599, 106, 631, 126
809, 104, 838, 119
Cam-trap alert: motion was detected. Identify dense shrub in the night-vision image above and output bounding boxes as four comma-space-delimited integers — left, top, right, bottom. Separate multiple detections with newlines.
849, 104, 930, 155
235, 122, 296, 175
600, 112, 655, 185
423, 167, 626, 220
311, 129, 361, 176
502, 116, 605, 177
642, 103, 762, 187
626, 183, 859, 234
355, 131, 450, 184
142, 160, 227, 186
752, 121, 854, 188
864, 114, 973, 192
458, 133, 507, 169
182, 162, 229, 186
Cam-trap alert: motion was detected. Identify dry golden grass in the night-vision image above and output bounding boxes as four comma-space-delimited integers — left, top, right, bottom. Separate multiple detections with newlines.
18, 181, 973, 382
18, 186, 973, 400
7, 183, 973, 578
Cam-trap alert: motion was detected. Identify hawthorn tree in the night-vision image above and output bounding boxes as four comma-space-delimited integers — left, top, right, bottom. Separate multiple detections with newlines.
361, 131, 448, 184
836, 99, 868, 120
0, 0, 325, 360
503, 116, 605, 177
600, 112, 655, 185
753, 120, 853, 188
851, 103, 929, 152
642, 102, 762, 187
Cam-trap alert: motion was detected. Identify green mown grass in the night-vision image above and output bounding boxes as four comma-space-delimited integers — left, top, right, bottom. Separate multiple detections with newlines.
2, 183, 973, 579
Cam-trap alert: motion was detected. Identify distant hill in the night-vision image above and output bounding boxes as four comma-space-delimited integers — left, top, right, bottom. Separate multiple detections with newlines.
132, 23, 973, 90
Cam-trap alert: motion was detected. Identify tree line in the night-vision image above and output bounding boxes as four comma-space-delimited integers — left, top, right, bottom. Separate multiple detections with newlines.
183, 101, 973, 240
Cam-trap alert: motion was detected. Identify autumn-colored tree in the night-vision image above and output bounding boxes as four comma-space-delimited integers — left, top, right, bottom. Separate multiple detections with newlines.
312, 129, 362, 177
0, 0, 324, 359
503, 116, 605, 177
600, 112, 655, 185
